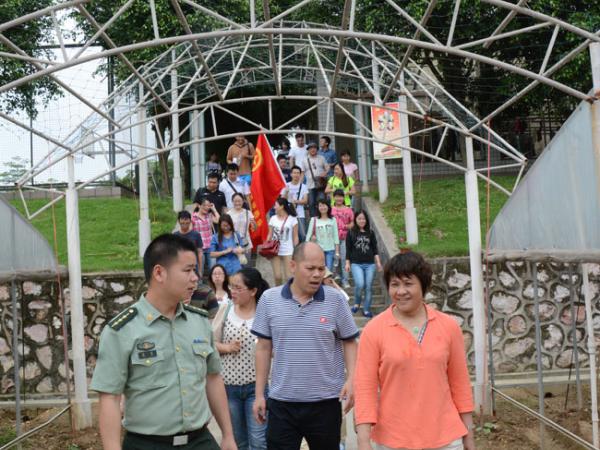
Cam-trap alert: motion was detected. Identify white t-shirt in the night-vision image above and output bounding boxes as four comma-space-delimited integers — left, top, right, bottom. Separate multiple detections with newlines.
301, 155, 329, 189
289, 145, 308, 168
219, 177, 250, 209
281, 182, 308, 218
269, 215, 298, 256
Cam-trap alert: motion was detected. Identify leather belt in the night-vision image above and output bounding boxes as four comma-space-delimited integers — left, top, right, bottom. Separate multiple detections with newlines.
126, 423, 208, 447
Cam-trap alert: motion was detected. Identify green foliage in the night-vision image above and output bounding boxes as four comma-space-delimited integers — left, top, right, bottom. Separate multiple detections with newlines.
11, 197, 177, 272
0, 156, 29, 184
0, 426, 16, 446
380, 175, 515, 257
74, 0, 251, 82
0, 0, 63, 118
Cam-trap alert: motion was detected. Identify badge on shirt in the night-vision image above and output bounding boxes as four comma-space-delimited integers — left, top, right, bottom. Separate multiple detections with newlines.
320, 317, 328, 323
136, 341, 157, 359
193, 337, 206, 344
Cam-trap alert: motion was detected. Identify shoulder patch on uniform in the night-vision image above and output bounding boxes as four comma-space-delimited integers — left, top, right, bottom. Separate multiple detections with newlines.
108, 307, 138, 331
183, 304, 209, 317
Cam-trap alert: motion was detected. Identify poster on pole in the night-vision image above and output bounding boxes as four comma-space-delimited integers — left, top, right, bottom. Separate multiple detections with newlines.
370, 102, 403, 160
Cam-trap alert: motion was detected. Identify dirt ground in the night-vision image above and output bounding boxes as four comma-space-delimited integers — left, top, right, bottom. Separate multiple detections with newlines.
0, 386, 596, 449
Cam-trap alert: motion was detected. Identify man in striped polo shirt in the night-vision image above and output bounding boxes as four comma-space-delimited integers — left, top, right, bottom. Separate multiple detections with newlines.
252, 242, 358, 450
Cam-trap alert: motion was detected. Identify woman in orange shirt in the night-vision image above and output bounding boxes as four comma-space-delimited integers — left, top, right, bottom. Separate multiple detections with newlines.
354, 252, 475, 450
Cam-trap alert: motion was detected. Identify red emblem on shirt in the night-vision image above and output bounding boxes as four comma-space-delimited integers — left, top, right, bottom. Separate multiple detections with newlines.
320, 317, 327, 323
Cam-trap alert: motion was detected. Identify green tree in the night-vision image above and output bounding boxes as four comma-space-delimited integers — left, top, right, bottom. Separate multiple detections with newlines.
0, 156, 28, 185
0, 0, 63, 118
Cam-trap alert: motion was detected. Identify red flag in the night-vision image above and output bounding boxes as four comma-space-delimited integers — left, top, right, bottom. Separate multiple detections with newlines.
249, 134, 286, 247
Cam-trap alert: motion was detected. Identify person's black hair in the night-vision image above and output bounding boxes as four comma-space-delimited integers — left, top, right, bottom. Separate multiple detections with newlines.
317, 199, 332, 218
352, 209, 371, 233
227, 163, 239, 172
207, 172, 220, 181
333, 162, 349, 187
275, 196, 297, 217
320, 136, 331, 145
333, 189, 345, 198
217, 214, 235, 244
231, 192, 246, 204
233, 267, 270, 303
143, 234, 196, 283
291, 165, 302, 173
281, 137, 291, 148
307, 141, 318, 149
295, 133, 305, 139
277, 154, 288, 161
340, 150, 351, 157
384, 251, 433, 294
178, 210, 192, 220
208, 264, 230, 297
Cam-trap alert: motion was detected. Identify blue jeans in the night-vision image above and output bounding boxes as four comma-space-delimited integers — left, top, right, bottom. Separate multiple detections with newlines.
351, 263, 376, 312
225, 383, 267, 450
324, 250, 335, 271
203, 250, 215, 275
297, 217, 306, 242
338, 239, 349, 284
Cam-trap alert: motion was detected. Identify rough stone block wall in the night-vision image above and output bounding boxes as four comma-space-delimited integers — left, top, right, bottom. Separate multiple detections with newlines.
0, 261, 599, 397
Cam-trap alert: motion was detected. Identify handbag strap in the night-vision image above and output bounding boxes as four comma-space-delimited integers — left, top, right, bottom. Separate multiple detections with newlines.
307, 156, 317, 181
276, 216, 288, 241
226, 179, 239, 194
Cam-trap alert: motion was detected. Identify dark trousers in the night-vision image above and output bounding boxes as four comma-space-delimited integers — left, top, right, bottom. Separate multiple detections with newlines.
123, 428, 220, 450
266, 398, 341, 450
308, 188, 325, 218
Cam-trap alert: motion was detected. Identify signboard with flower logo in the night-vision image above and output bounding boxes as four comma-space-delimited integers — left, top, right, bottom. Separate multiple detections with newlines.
370, 102, 403, 160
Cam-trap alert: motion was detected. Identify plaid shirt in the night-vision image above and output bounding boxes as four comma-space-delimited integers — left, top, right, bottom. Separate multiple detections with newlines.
192, 212, 214, 250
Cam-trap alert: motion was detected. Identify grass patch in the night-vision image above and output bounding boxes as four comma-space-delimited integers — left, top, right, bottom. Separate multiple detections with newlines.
0, 426, 16, 446
12, 197, 176, 272
378, 175, 515, 257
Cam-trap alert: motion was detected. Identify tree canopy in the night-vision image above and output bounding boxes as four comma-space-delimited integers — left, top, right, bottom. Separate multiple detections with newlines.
0, 0, 63, 118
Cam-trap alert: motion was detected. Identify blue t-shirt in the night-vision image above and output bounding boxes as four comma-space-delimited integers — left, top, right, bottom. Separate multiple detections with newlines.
319, 148, 337, 176
209, 233, 242, 275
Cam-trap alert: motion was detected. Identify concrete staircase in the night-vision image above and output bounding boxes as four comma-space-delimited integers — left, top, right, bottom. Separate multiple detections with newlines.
338, 274, 388, 330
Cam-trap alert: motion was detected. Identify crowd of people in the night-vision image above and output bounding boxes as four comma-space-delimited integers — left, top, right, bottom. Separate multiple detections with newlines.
179, 133, 379, 317
90, 134, 476, 450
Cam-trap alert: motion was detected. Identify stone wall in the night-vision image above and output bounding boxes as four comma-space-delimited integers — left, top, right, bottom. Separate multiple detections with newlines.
0, 261, 599, 397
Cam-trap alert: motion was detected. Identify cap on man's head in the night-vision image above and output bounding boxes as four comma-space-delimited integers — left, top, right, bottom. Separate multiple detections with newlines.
307, 142, 318, 149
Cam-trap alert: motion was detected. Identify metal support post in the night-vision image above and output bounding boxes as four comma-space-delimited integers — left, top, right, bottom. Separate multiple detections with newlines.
11, 280, 21, 449
108, 55, 116, 186
171, 51, 183, 212
354, 104, 369, 193
190, 109, 201, 193
588, 41, 600, 448
372, 42, 388, 203
65, 155, 92, 429
582, 264, 599, 447
138, 84, 151, 258
399, 73, 418, 244
464, 136, 490, 415
199, 110, 206, 188
532, 263, 546, 449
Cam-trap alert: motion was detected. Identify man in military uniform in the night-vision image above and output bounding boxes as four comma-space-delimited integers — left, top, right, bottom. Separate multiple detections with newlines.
91, 234, 237, 450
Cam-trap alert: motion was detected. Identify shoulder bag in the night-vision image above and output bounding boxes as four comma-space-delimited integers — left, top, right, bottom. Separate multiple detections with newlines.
233, 232, 248, 265
307, 157, 327, 190
212, 301, 232, 343
259, 216, 288, 258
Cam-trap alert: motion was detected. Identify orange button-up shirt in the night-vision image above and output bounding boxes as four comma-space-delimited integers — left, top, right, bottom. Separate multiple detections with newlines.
354, 304, 474, 449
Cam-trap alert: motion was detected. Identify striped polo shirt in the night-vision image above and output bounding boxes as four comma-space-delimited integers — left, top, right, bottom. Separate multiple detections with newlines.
251, 280, 359, 402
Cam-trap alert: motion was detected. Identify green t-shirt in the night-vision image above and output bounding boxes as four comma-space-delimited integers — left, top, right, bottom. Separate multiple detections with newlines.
327, 176, 355, 206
